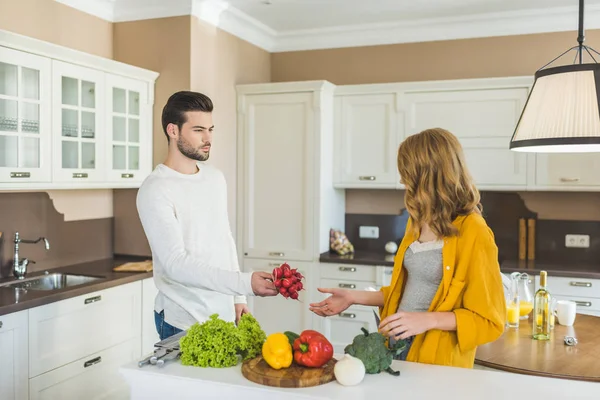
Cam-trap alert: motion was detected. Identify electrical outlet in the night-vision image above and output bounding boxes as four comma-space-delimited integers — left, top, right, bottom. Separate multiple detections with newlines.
565, 234, 590, 248
359, 226, 379, 239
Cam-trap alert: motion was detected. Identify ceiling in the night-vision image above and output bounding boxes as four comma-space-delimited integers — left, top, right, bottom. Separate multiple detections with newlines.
55, 0, 600, 52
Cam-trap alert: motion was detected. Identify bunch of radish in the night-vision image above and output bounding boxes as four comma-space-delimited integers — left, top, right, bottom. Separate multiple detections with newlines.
272, 262, 304, 300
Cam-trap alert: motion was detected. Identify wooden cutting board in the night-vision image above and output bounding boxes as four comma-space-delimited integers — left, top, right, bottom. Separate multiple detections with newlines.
241, 355, 337, 388
113, 260, 153, 272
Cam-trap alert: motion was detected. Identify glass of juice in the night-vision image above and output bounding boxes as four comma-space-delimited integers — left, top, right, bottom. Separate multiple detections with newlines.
507, 301, 520, 328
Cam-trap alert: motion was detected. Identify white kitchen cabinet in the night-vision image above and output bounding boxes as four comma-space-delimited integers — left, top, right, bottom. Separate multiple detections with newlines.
0, 28, 158, 191
333, 91, 403, 188
52, 60, 105, 183
141, 277, 160, 355
534, 153, 600, 191
244, 258, 316, 336
29, 339, 136, 400
403, 82, 531, 190
236, 81, 344, 263
105, 74, 152, 185
28, 281, 141, 378
535, 275, 600, 317
0, 46, 51, 184
0, 309, 29, 400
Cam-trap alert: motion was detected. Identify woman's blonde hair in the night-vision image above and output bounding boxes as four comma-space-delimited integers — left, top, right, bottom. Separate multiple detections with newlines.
397, 128, 481, 239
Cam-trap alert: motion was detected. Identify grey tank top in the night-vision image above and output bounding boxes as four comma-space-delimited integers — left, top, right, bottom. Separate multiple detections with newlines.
396, 240, 444, 313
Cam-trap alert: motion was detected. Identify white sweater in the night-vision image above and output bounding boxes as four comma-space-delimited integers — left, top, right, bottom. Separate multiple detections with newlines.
136, 162, 254, 330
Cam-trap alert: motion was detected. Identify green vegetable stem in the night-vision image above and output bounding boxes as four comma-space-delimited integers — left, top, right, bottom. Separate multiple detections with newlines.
344, 327, 407, 376
180, 313, 267, 368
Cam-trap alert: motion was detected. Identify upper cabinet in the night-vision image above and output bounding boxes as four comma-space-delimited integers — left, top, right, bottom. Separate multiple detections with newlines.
333, 90, 403, 189
0, 46, 51, 184
0, 29, 158, 190
403, 81, 531, 191
535, 153, 600, 190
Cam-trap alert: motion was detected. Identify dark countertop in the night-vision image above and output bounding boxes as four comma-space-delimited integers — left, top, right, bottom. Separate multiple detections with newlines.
319, 251, 600, 279
0, 255, 152, 316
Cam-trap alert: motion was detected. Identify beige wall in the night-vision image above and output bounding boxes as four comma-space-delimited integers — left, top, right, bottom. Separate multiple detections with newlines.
190, 18, 271, 235
273, 30, 600, 221
0, 0, 112, 59
113, 16, 192, 167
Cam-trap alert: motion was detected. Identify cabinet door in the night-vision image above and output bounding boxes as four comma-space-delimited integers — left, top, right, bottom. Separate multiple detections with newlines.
535, 153, 600, 190
0, 46, 51, 184
318, 306, 377, 355
404, 88, 529, 189
239, 92, 315, 261
105, 74, 151, 185
243, 258, 315, 336
52, 60, 105, 183
334, 93, 402, 188
0, 310, 29, 400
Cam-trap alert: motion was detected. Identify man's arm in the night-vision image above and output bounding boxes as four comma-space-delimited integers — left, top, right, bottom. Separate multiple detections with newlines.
136, 181, 254, 296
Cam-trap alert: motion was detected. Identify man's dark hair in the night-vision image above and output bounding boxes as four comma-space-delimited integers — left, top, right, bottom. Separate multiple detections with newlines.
161, 91, 213, 142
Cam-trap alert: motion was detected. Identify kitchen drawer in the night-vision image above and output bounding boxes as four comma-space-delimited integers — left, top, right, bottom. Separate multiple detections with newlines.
319, 306, 377, 355
320, 278, 377, 294
29, 338, 137, 400
537, 276, 600, 299
29, 281, 141, 378
319, 263, 377, 282
553, 294, 600, 315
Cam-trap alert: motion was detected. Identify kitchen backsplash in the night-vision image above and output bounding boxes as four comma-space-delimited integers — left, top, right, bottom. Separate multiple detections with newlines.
0, 192, 112, 279
343, 191, 600, 266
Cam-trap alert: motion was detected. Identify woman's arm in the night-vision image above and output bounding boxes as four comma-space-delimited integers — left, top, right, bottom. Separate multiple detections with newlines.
352, 290, 385, 307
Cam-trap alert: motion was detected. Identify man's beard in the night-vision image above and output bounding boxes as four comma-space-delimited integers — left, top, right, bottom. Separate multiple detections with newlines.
177, 135, 210, 162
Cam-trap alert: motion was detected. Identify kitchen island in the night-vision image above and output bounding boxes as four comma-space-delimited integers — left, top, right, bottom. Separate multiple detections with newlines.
120, 354, 600, 400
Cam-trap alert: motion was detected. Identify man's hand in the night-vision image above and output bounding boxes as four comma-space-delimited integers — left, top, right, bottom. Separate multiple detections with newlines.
251, 271, 278, 296
235, 303, 250, 325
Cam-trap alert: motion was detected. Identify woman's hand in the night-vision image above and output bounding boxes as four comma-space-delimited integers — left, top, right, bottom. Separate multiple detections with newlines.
379, 311, 437, 340
309, 288, 354, 317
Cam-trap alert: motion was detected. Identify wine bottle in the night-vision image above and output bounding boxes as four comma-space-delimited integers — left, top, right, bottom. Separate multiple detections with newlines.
532, 270, 552, 340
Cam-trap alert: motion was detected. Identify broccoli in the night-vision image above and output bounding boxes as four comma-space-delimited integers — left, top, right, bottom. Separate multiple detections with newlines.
344, 327, 407, 376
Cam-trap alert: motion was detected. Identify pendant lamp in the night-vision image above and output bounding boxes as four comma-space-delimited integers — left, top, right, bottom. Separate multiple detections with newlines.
509, 0, 600, 153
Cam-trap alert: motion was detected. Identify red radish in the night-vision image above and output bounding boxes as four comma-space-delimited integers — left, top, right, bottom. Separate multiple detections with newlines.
289, 291, 299, 300
282, 278, 292, 288
274, 279, 282, 288
279, 287, 287, 295
273, 267, 282, 280
283, 269, 292, 278
296, 282, 303, 290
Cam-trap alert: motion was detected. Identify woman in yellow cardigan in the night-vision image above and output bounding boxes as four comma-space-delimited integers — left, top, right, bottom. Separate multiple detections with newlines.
310, 128, 506, 369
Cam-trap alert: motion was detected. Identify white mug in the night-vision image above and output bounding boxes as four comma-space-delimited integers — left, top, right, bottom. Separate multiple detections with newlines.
555, 300, 577, 326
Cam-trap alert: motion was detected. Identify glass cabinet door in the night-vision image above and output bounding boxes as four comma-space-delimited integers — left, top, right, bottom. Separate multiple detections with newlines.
106, 74, 149, 183
52, 60, 105, 182
0, 47, 51, 183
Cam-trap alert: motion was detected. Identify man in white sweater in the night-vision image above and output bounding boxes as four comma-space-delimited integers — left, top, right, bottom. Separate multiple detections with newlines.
137, 91, 278, 340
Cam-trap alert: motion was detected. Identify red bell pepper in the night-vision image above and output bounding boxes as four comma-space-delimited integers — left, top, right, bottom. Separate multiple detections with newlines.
292, 330, 334, 368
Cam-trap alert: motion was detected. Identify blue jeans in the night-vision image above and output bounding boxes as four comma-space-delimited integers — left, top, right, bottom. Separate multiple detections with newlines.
154, 310, 183, 341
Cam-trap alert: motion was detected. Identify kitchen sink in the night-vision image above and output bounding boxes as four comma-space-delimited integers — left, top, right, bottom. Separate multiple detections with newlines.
0, 273, 103, 291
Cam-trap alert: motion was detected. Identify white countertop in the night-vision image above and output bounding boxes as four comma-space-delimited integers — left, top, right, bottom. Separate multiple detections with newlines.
120, 355, 600, 400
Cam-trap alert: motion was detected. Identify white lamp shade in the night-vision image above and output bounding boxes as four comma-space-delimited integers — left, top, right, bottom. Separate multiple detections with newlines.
510, 64, 600, 153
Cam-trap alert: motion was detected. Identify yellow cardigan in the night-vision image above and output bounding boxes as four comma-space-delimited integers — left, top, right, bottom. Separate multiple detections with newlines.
379, 213, 506, 368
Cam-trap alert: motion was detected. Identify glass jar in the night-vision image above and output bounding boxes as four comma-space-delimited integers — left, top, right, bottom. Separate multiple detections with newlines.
510, 272, 533, 320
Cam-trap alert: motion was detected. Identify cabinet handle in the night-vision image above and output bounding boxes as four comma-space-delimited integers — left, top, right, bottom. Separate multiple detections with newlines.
339, 313, 356, 319
339, 266, 356, 272
359, 176, 376, 181
84, 295, 101, 305
560, 177, 580, 182
269, 252, 285, 257
84, 356, 102, 368
121, 173, 134, 178
0, 321, 3, 329
339, 283, 356, 289
574, 301, 592, 307
269, 263, 281, 267
73, 173, 88, 178
10, 172, 31, 178
570, 281, 592, 288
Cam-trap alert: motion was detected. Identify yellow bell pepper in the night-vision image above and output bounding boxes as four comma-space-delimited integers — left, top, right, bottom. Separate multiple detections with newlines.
262, 333, 293, 370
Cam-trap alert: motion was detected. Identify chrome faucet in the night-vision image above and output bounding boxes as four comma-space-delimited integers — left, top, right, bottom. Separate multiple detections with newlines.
13, 231, 50, 279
